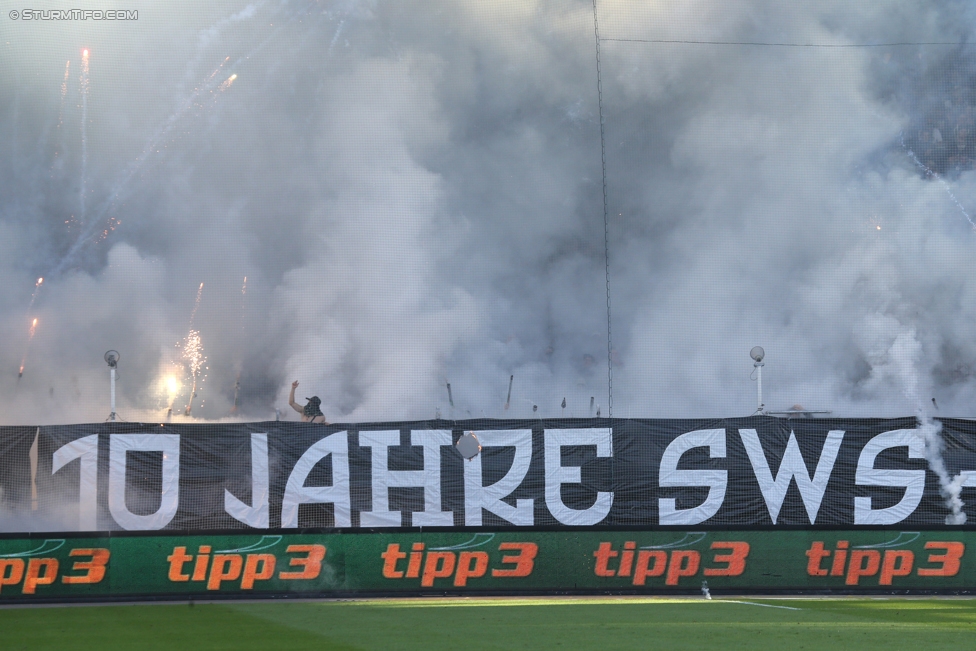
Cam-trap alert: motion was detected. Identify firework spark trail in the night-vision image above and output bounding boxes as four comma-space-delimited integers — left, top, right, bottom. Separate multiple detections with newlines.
231, 276, 248, 413
240, 276, 247, 336
51, 10, 293, 274
79, 50, 89, 224
25, 277, 43, 314
17, 279, 44, 378
221, 3, 342, 92
901, 134, 976, 231
191, 0, 265, 71
205, 56, 230, 84
327, 18, 346, 56
51, 61, 70, 173
18, 319, 39, 379
49, 3, 343, 276
189, 282, 204, 326
49, 56, 235, 275
240, 276, 247, 358
59, 60, 70, 105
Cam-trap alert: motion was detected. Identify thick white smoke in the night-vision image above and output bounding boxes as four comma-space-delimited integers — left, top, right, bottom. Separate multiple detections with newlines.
859, 320, 968, 524
2, 1, 976, 425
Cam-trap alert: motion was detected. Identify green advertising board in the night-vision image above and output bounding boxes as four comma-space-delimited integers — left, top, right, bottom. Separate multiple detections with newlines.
0, 530, 971, 602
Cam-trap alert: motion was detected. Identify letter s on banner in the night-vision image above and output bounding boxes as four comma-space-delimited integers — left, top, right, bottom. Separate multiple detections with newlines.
544, 428, 613, 525
658, 429, 727, 525
854, 429, 925, 525
281, 431, 351, 528
108, 434, 180, 530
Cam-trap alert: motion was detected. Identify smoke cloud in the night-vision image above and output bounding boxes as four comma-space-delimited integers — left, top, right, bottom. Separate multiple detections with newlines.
3, 0, 976, 425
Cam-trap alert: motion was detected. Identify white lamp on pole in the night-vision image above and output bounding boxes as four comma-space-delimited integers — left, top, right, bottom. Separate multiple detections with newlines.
750, 346, 765, 415
104, 350, 120, 422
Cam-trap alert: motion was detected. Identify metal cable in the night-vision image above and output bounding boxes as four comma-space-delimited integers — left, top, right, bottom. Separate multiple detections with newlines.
600, 38, 963, 47
592, 0, 612, 417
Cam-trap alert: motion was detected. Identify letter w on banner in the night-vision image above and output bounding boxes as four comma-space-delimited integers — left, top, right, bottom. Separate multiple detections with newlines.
740, 429, 844, 524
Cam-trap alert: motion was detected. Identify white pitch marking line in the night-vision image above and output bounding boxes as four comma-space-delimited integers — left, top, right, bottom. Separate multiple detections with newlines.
724, 600, 802, 611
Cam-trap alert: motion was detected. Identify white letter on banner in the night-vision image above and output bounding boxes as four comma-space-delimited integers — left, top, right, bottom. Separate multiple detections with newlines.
958, 470, 976, 501
108, 434, 180, 530
854, 429, 926, 525
281, 431, 350, 528
224, 433, 269, 528
544, 428, 613, 526
740, 429, 844, 524
52, 434, 99, 531
463, 430, 534, 526
360, 430, 453, 527
658, 429, 727, 525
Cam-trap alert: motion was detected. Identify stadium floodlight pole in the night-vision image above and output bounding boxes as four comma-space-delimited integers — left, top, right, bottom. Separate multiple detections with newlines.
750, 346, 765, 415
104, 350, 120, 421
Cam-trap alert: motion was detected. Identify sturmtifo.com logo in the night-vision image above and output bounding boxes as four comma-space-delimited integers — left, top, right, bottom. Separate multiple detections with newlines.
9, 9, 138, 20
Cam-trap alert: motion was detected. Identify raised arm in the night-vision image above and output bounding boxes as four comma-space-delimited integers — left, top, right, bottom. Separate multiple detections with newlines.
288, 380, 304, 414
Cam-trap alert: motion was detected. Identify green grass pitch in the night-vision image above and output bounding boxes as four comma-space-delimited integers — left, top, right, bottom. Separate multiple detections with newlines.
3, 597, 976, 650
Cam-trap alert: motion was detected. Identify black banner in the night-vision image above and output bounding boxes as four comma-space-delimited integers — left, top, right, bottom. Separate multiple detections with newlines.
3, 417, 976, 533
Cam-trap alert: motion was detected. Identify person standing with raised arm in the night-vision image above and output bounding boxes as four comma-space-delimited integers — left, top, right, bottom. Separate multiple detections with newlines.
288, 380, 327, 423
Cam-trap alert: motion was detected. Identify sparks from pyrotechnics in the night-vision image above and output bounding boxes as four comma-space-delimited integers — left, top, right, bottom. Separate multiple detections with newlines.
189, 282, 204, 326
182, 283, 207, 415
328, 19, 346, 56
51, 61, 71, 172
218, 73, 237, 91
17, 279, 44, 378
902, 134, 976, 231
47, 2, 354, 276
205, 56, 230, 85
162, 372, 182, 412
79, 49, 90, 224
232, 276, 247, 413
59, 60, 70, 105
181, 329, 207, 416
182, 329, 207, 416
241, 277, 248, 324
51, 55, 235, 275
44, 6, 349, 284
25, 277, 43, 313
240, 276, 248, 336
51, 4, 346, 275
18, 319, 39, 379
